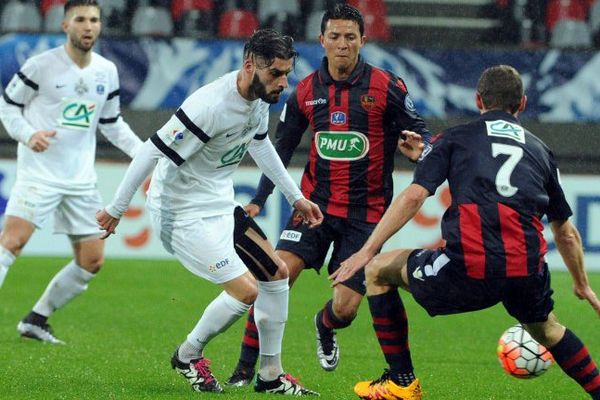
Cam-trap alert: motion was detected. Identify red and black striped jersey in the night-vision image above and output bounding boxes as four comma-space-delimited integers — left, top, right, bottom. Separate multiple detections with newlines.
413, 110, 573, 279
252, 56, 431, 223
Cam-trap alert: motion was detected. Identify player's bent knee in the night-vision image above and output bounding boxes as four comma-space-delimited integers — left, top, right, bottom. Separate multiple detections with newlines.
332, 302, 358, 322
0, 234, 29, 255
365, 258, 385, 286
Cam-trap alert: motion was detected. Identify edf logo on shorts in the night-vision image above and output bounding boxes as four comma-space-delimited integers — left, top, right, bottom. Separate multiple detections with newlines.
280, 230, 302, 242
208, 258, 230, 272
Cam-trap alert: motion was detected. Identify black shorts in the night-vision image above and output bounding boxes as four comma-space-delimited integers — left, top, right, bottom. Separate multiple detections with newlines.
406, 249, 554, 323
276, 211, 376, 295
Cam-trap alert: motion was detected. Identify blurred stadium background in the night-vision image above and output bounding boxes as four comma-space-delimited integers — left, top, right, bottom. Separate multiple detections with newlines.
1, 2, 600, 399
1, 0, 600, 264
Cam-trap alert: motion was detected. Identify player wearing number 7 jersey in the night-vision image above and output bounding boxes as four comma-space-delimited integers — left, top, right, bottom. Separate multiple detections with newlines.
333, 65, 600, 400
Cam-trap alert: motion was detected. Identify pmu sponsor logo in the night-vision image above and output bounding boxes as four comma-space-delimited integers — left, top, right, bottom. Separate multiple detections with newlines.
315, 131, 369, 161
208, 258, 230, 272
305, 98, 327, 107
330, 111, 346, 125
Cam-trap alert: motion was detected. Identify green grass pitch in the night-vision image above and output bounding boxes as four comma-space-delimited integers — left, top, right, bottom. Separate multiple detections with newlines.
0, 257, 598, 399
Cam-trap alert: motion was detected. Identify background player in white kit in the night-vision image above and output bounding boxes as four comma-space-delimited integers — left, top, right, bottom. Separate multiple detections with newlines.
0, 0, 141, 344
96, 29, 323, 395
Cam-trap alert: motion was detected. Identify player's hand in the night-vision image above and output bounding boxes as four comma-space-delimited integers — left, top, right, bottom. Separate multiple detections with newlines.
330, 249, 373, 287
28, 130, 56, 152
292, 198, 323, 228
244, 203, 261, 218
96, 209, 121, 240
574, 284, 600, 318
398, 130, 424, 161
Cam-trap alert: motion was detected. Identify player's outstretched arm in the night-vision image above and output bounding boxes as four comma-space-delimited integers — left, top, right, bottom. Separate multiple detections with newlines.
551, 219, 600, 317
97, 139, 162, 239
331, 183, 429, 286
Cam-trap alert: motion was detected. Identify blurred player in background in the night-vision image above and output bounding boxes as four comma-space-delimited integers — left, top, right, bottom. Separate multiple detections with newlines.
96, 29, 322, 395
0, 0, 141, 344
333, 65, 600, 400
227, 3, 431, 386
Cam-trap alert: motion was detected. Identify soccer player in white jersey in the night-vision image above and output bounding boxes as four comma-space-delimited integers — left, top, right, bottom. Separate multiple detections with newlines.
0, 0, 142, 344
96, 29, 323, 395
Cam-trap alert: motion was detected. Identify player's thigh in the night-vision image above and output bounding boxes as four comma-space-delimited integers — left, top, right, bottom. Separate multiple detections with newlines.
54, 191, 103, 236
502, 264, 555, 325
150, 211, 248, 285
328, 218, 377, 296
5, 182, 62, 230
233, 206, 287, 281
0, 215, 35, 253
406, 249, 502, 317
276, 210, 333, 273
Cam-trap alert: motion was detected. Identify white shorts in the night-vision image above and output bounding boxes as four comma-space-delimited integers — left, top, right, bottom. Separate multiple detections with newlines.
5, 182, 103, 235
149, 211, 248, 284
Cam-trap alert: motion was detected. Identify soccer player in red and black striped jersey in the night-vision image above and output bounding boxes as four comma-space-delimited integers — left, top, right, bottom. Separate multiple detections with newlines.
226, 3, 432, 385
333, 65, 600, 400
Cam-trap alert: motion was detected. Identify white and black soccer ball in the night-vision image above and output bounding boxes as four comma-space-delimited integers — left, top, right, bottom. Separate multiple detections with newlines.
497, 323, 554, 379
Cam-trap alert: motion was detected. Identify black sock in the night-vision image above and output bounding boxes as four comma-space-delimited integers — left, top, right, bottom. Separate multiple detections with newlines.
23, 311, 47, 326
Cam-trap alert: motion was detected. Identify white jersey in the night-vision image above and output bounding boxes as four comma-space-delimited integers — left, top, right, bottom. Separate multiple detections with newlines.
0, 45, 141, 193
147, 71, 273, 219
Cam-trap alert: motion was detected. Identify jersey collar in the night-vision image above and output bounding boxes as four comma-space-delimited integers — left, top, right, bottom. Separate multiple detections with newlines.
318, 55, 367, 86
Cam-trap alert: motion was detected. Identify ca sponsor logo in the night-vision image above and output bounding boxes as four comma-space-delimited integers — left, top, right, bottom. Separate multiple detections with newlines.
315, 131, 369, 161
486, 120, 525, 143
208, 258, 230, 272
218, 142, 248, 168
59, 98, 96, 130
280, 230, 302, 242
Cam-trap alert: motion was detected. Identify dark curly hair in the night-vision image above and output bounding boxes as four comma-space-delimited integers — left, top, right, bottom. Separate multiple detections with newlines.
243, 29, 297, 68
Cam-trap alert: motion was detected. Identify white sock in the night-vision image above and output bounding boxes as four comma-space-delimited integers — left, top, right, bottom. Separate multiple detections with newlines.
0, 245, 16, 288
183, 290, 250, 362
255, 278, 289, 381
32, 260, 95, 317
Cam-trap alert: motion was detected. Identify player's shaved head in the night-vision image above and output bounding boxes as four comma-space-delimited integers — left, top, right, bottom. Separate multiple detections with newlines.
477, 65, 524, 114
243, 29, 297, 69
64, 0, 101, 17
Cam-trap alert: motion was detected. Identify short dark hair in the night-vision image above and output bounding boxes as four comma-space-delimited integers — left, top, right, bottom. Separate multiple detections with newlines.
243, 29, 297, 68
477, 65, 524, 114
64, 0, 101, 17
321, 3, 364, 36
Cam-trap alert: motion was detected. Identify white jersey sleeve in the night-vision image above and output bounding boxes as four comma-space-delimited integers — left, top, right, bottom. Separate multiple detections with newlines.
248, 135, 303, 206
97, 66, 142, 158
150, 97, 215, 166
0, 58, 39, 144
105, 139, 162, 218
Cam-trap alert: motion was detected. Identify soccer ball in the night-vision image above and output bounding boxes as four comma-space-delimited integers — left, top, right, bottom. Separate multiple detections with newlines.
497, 323, 553, 379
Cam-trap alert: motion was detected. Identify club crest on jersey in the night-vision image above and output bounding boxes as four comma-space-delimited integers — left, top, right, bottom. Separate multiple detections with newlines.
330, 111, 346, 125
404, 95, 416, 112
75, 78, 89, 95
315, 131, 369, 161
96, 84, 105, 95
360, 95, 375, 111
486, 120, 525, 143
